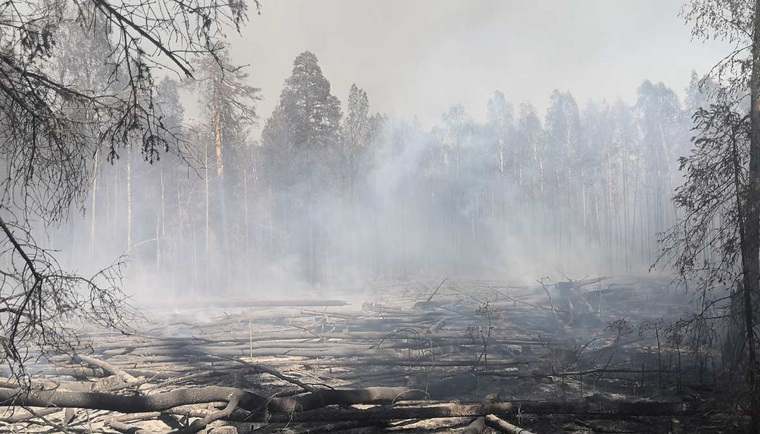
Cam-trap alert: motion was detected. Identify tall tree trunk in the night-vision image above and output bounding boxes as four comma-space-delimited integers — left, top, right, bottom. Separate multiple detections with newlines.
160, 164, 166, 238
205, 138, 210, 293
744, 2, 760, 430
214, 67, 224, 179
155, 211, 161, 282
158, 164, 165, 284
622, 147, 630, 273
192, 219, 199, 293
243, 160, 250, 282
114, 159, 119, 235
176, 169, 185, 294
126, 144, 132, 252
89, 148, 100, 258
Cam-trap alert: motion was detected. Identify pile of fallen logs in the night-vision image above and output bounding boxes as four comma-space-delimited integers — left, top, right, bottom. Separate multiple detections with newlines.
0, 276, 735, 433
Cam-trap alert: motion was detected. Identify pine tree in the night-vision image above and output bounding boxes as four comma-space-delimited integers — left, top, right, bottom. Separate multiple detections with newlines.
191, 49, 260, 289
261, 51, 342, 284
340, 84, 377, 201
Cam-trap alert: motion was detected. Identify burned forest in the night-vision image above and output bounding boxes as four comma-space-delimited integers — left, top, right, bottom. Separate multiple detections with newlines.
1, 1, 760, 433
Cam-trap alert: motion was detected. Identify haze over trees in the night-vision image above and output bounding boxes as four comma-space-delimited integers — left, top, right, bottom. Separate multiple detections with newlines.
71, 49, 715, 289
5, 0, 760, 432
0, 3, 732, 380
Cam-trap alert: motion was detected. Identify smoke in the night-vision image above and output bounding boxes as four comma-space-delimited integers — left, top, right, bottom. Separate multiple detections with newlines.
40, 87, 689, 301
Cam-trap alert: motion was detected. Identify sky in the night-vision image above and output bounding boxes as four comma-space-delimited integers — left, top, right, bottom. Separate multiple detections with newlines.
223, 0, 736, 135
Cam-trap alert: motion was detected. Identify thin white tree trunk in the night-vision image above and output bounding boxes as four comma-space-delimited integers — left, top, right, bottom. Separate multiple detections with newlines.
126, 144, 132, 251
89, 148, 100, 257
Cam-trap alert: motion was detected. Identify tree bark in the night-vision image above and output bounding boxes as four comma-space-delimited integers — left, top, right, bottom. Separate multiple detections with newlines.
746, 1, 760, 432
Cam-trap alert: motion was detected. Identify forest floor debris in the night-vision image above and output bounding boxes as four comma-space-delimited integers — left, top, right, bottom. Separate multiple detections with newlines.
0, 276, 737, 433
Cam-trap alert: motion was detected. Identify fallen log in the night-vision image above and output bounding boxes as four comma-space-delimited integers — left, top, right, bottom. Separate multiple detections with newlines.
166, 299, 350, 310
105, 345, 400, 359
128, 331, 556, 347
0, 407, 60, 424
0, 385, 263, 413
298, 359, 527, 368
462, 416, 486, 434
287, 420, 386, 433
268, 387, 427, 413
257, 399, 701, 423
0, 385, 426, 417
485, 414, 535, 434
107, 412, 159, 434
188, 350, 318, 393
8, 408, 90, 433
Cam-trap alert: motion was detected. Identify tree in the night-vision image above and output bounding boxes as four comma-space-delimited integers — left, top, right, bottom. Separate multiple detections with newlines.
661, 1, 760, 430
440, 104, 476, 269
486, 92, 515, 240
0, 0, 255, 383
193, 49, 260, 181
657, 103, 751, 420
261, 51, 342, 284
340, 84, 380, 201
341, 84, 368, 195
515, 102, 545, 206
487, 91, 514, 177
581, 100, 612, 267
192, 49, 260, 289
610, 100, 640, 271
545, 91, 582, 263
53, 14, 117, 259
152, 77, 186, 289
659, 105, 746, 293
637, 81, 684, 240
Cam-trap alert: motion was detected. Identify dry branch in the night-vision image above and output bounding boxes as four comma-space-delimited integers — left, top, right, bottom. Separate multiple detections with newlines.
77, 354, 138, 383
0, 407, 59, 424
107, 412, 157, 434
187, 350, 317, 393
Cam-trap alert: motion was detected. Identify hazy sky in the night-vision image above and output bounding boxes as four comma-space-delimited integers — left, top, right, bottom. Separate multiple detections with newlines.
225, 0, 735, 134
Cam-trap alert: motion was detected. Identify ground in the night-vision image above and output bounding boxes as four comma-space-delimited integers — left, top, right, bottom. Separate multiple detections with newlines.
1, 276, 738, 433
